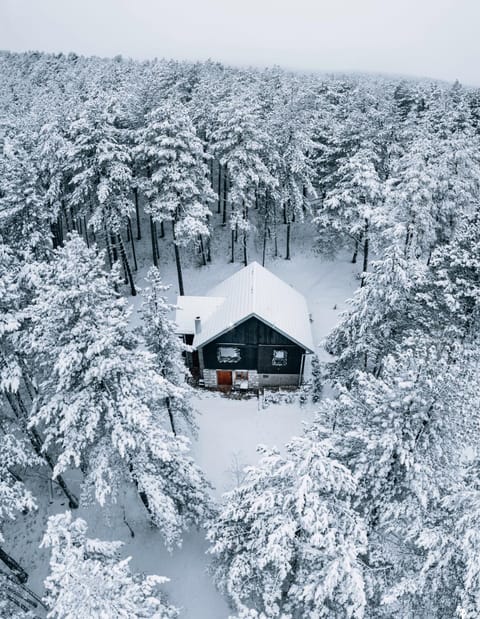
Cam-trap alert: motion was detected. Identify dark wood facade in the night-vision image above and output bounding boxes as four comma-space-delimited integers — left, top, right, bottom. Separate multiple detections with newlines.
200, 317, 305, 376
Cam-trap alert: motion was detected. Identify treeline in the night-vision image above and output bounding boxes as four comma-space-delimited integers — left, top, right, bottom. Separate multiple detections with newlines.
2, 52, 480, 292
1, 50, 480, 617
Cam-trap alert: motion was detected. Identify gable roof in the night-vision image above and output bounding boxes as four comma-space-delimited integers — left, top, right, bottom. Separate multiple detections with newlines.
174, 295, 225, 335
175, 262, 314, 353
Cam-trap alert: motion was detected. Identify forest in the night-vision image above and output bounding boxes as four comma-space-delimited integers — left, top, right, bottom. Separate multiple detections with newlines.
0, 50, 480, 618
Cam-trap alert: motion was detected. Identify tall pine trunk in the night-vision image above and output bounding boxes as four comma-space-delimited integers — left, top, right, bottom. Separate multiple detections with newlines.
285, 222, 291, 260
351, 239, 359, 263
242, 201, 248, 266
117, 235, 137, 296
262, 213, 268, 267
128, 219, 138, 271
199, 235, 207, 266
222, 165, 228, 226
360, 219, 369, 288
172, 220, 184, 296
4, 391, 79, 509
133, 187, 141, 240
166, 397, 176, 435
0, 548, 28, 583
231, 228, 235, 263
150, 216, 159, 267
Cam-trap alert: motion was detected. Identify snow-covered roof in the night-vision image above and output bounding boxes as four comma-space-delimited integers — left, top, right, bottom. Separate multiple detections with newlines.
174, 296, 225, 335
175, 262, 314, 353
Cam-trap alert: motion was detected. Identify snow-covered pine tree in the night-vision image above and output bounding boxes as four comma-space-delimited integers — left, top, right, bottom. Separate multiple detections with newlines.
0, 131, 56, 257
20, 235, 211, 547
140, 266, 194, 434
208, 94, 277, 266
135, 100, 214, 291
324, 242, 423, 381
314, 144, 384, 285
0, 432, 38, 583
268, 88, 317, 260
326, 335, 480, 616
207, 430, 367, 618
382, 451, 480, 618
65, 95, 137, 294
41, 511, 178, 619
0, 239, 80, 510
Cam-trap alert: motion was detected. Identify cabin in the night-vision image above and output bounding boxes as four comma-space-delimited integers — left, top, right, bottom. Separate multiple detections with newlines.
175, 262, 314, 389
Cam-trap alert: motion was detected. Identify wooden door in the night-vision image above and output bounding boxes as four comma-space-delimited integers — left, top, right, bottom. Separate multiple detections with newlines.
217, 370, 232, 386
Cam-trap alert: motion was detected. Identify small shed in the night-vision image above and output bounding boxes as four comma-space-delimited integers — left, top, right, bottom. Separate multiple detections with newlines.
175, 262, 314, 389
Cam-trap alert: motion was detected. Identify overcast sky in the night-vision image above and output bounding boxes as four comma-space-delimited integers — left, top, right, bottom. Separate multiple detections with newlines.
1, 0, 479, 85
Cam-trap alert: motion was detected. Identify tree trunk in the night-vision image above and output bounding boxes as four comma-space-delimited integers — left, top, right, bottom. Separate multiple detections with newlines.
217, 160, 222, 214
206, 237, 212, 262
262, 216, 268, 267
62, 201, 71, 234
209, 158, 214, 190
285, 222, 291, 260
150, 216, 158, 267
110, 234, 118, 263
360, 219, 369, 288
273, 201, 278, 258
160, 221, 165, 238
351, 239, 359, 263
117, 235, 137, 296
242, 201, 248, 266
5, 392, 79, 509
128, 219, 138, 271
0, 548, 28, 583
134, 187, 141, 240
199, 235, 207, 266
172, 220, 185, 296
231, 229, 235, 263
166, 397, 176, 435
104, 226, 113, 269
222, 165, 228, 226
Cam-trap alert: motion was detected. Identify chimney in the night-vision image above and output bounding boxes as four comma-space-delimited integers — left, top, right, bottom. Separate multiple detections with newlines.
194, 316, 202, 334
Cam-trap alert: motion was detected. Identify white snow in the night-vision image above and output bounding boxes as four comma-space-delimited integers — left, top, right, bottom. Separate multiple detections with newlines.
174, 296, 225, 335
5, 245, 359, 618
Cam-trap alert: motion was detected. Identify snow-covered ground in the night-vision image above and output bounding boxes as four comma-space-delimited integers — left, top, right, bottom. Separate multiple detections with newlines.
5, 226, 360, 618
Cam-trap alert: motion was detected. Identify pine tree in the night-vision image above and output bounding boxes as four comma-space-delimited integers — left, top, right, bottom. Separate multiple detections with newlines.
41, 511, 178, 619
140, 266, 194, 434
135, 100, 214, 291
0, 433, 38, 582
326, 335, 480, 616
208, 94, 276, 265
269, 88, 317, 260
0, 240, 80, 510
0, 133, 56, 257
207, 431, 367, 618
325, 243, 422, 381
314, 144, 384, 284
21, 235, 211, 547
65, 95, 137, 294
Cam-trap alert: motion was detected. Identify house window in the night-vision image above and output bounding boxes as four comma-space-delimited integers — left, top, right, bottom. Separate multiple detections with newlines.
272, 349, 288, 367
217, 346, 241, 364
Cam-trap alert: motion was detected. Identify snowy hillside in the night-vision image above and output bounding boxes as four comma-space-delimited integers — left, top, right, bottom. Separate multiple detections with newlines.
1, 50, 479, 619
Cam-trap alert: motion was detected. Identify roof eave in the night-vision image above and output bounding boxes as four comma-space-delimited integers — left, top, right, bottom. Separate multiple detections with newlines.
193, 312, 315, 354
